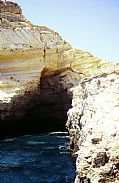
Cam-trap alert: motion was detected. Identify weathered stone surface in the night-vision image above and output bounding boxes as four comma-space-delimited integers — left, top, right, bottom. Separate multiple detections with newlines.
1, 1, 114, 131
66, 71, 119, 182
0, 1, 21, 14
0, 0, 25, 24
0, 2, 119, 182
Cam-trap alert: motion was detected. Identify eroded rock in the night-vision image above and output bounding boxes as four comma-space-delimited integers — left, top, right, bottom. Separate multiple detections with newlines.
0, 3, 119, 182
66, 72, 119, 182
1, 1, 114, 136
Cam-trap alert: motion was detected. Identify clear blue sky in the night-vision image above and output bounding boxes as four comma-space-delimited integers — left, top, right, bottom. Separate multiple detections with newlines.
13, 0, 119, 62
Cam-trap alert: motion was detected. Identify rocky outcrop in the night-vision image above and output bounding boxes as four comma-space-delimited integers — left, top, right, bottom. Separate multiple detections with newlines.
0, 1, 22, 15
1, 1, 114, 137
0, 2, 119, 182
66, 69, 119, 182
0, 0, 26, 24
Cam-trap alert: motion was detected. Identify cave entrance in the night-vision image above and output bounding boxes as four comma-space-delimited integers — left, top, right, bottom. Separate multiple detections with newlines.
0, 71, 72, 140
26, 72, 72, 132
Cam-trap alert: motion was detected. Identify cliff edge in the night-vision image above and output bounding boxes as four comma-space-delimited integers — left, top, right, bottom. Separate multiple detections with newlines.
66, 71, 119, 182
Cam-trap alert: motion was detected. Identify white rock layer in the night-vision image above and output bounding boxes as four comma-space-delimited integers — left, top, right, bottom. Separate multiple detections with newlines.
66, 72, 119, 183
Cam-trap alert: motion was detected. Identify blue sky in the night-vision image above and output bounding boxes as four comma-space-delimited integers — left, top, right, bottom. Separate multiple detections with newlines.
13, 0, 119, 62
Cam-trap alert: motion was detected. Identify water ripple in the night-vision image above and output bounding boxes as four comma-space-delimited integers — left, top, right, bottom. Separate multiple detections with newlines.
0, 132, 75, 183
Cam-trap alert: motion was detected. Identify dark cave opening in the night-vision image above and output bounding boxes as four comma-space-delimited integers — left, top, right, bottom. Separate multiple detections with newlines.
30, 72, 72, 130
0, 72, 72, 140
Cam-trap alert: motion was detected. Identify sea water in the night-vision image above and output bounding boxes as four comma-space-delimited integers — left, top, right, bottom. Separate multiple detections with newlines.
0, 132, 75, 183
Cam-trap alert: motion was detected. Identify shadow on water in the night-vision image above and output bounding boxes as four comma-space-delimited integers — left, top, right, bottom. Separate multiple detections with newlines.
0, 72, 76, 182
0, 132, 76, 183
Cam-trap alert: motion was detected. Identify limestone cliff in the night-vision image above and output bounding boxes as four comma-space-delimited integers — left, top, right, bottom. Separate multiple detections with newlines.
0, 1, 71, 134
0, 1, 119, 182
0, 1, 116, 135
66, 70, 119, 182
0, 0, 26, 24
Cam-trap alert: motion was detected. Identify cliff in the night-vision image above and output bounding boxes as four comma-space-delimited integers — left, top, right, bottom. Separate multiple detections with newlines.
0, 0, 26, 24
66, 71, 119, 182
0, 1, 115, 132
0, 1, 119, 182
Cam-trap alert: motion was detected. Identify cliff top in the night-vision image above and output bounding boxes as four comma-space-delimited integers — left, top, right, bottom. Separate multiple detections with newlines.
0, 0, 31, 27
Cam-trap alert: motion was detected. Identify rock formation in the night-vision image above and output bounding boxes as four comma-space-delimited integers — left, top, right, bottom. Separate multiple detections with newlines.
0, 1, 119, 182
0, 1, 109, 135
0, 1, 71, 136
66, 70, 119, 182
0, 0, 26, 23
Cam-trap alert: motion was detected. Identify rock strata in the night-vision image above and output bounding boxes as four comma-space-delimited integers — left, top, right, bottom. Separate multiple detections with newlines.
0, 2, 119, 182
0, 0, 25, 23
1, 1, 114, 137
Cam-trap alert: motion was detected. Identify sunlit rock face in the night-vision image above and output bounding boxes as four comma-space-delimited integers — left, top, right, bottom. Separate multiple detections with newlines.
0, 1, 119, 182
0, 0, 26, 23
0, 1, 113, 136
66, 70, 119, 183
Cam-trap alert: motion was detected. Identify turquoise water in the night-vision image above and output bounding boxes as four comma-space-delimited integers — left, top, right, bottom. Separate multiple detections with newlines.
0, 132, 75, 183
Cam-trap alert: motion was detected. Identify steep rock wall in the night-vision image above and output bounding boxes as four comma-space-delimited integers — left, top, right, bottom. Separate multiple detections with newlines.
0, 1, 118, 141
66, 69, 119, 182
0, 2, 119, 182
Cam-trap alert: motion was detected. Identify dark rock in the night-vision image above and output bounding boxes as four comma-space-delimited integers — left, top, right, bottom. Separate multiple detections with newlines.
93, 152, 109, 168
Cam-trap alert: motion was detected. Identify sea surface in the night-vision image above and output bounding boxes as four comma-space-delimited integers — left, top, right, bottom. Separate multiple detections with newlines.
0, 132, 75, 183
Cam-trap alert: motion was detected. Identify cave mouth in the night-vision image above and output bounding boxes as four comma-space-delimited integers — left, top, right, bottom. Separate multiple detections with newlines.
0, 72, 72, 140
24, 72, 72, 133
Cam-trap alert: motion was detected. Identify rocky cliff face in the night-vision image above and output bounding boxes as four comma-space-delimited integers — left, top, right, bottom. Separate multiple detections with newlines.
0, 1, 119, 182
0, 0, 26, 24
66, 69, 119, 182
0, 1, 114, 137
